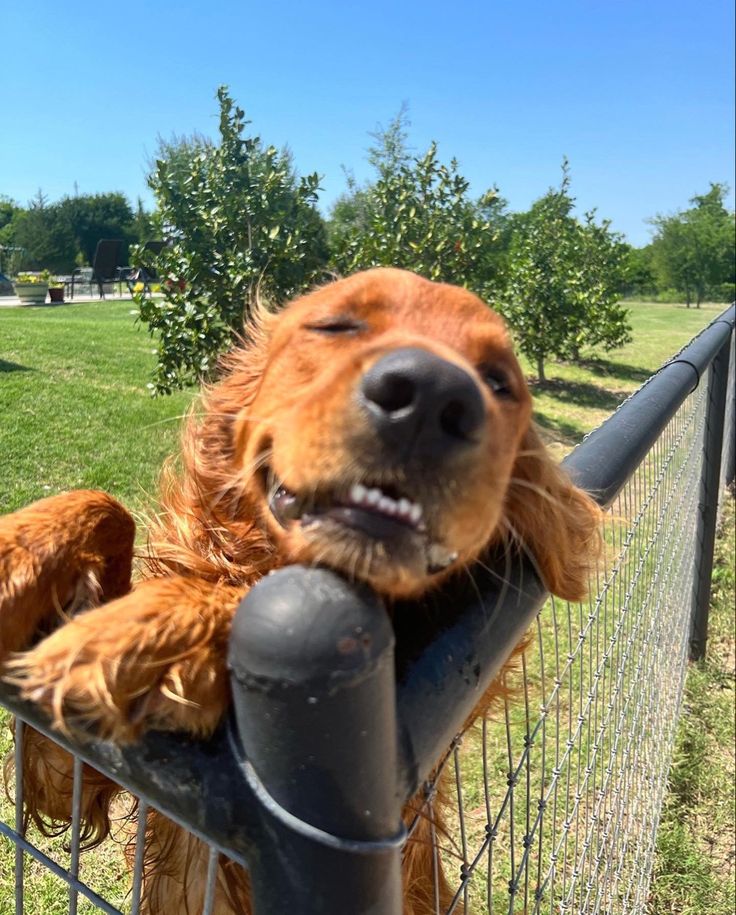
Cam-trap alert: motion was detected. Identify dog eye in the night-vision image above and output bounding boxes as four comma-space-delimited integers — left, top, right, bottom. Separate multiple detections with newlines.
305, 315, 367, 335
479, 367, 514, 398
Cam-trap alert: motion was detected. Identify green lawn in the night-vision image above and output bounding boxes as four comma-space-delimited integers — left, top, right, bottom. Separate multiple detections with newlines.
0, 298, 726, 511
0, 300, 193, 514
648, 497, 735, 915
0, 297, 732, 913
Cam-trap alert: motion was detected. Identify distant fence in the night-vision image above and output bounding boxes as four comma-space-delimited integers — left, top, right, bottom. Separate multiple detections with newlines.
0, 304, 733, 914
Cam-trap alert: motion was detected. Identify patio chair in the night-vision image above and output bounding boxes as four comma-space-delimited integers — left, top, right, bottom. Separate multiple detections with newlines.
126, 240, 165, 296
69, 239, 123, 300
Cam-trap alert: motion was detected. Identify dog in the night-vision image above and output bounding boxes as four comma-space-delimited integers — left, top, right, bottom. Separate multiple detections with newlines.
0, 268, 601, 913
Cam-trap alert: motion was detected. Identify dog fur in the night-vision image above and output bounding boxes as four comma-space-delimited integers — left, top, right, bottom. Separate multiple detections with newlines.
0, 268, 601, 913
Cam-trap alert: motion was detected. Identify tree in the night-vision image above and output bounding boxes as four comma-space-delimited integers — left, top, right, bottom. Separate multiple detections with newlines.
9, 191, 77, 273
57, 193, 137, 265
136, 86, 329, 394
329, 110, 503, 290
620, 244, 658, 299
5, 191, 138, 273
650, 183, 735, 306
498, 162, 631, 382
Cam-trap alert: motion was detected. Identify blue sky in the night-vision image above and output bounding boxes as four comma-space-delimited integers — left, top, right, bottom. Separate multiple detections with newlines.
2, 0, 734, 246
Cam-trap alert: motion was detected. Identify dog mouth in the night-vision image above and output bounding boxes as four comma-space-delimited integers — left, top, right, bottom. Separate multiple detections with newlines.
264, 472, 459, 575
269, 479, 426, 537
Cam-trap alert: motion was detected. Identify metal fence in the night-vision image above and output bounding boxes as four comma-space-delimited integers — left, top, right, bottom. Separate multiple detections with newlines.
0, 304, 733, 914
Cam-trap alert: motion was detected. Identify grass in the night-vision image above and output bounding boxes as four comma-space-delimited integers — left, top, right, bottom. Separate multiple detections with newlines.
0, 299, 193, 514
647, 497, 735, 915
0, 298, 725, 511
519, 300, 728, 459
0, 297, 731, 912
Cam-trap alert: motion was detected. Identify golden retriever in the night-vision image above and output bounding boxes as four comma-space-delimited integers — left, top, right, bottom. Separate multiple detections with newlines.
0, 268, 601, 913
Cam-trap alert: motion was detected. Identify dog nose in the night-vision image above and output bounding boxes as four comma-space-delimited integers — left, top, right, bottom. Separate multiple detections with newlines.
360, 347, 485, 458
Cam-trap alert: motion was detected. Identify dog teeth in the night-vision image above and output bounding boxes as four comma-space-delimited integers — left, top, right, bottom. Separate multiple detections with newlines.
347, 484, 423, 528
378, 496, 395, 514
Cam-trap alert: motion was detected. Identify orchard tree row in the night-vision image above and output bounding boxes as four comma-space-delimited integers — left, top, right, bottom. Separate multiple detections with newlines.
2, 87, 733, 393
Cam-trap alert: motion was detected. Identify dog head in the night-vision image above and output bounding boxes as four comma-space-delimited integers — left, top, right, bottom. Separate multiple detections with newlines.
160, 268, 600, 601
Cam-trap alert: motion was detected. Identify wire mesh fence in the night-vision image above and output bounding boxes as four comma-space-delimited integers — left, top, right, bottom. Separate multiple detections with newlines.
0, 717, 230, 915
0, 305, 733, 914
408, 380, 711, 914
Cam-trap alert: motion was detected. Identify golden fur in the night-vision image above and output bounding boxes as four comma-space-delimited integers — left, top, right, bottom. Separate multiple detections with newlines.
0, 268, 601, 913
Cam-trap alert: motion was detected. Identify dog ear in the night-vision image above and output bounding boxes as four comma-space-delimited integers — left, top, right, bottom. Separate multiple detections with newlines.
503, 425, 602, 602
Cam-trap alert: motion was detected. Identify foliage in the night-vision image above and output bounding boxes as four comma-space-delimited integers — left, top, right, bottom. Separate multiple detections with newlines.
57, 193, 137, 266
620, 243, 658, 298
649, 183, 735, 306
0, 196, 19, 246
9, 191, 77, 273
329, 110, 503, 290
135, 86, 329, 394
498, 161, 631, 381
14, 270, 51, 284
5, 190, 142, 273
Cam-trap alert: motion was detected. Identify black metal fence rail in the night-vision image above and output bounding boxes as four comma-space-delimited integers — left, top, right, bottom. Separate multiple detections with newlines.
0, 303, 733, 914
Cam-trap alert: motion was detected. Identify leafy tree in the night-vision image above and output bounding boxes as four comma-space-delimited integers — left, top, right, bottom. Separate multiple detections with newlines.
498, 162, 631, 381
621, 243, 658, 299
136, 86, 329, 394
0, 196, 18, 235
5, 191, 138, 272
329, 110, 502, 289
650, 183, 735, 306
0, 196, 22, 272
10, 191, 77, 273
132, 196, 157, 244
57, 193, 137, 265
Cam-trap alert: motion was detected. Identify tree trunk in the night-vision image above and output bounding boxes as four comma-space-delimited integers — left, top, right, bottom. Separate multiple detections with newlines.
537, 356, 546, 384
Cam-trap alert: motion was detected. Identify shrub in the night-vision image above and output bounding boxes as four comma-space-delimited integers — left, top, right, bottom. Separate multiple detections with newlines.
498, 161, 631, 381
136, 86, 329, 394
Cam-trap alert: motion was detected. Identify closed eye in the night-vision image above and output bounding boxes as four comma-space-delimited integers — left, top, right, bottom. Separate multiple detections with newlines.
304, 315, 367, 335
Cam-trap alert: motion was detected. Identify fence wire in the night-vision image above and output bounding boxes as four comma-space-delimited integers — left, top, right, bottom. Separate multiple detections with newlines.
408, 381, 711, 914
0, 715, 226, 914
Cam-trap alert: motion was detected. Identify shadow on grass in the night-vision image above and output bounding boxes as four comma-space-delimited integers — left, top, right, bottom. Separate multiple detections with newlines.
0, 359, 32, 373
574, 357, 652, 385
530, 377, 623, 412
533, 412, 584, 446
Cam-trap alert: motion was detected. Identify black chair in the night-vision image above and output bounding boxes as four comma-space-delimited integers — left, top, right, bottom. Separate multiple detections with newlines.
126, 240, 165, 296
69, 239, 123, 300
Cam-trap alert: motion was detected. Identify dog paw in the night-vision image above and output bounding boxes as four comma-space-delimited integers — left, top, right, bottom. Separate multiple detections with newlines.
6, 577, 242, 743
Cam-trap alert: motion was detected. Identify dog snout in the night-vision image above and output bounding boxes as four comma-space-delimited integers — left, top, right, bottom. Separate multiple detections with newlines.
359, 347, 485, 459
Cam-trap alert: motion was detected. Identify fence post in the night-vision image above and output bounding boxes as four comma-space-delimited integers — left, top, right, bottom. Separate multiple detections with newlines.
228, 566, 405, 914
723, 324, 735, 489
690, 335, 732, 660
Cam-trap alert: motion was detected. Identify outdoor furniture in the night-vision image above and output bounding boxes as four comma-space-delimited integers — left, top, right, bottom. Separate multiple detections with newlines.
126, 240, 165, 296
69, 239, 123, 300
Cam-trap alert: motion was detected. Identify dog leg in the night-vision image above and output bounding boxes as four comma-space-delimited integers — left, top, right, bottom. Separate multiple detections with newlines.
6, 576, 244, 743
0, 490, 135, 661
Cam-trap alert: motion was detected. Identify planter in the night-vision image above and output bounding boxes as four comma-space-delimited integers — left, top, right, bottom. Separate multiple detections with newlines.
14, 282, 49, 306
48, 287, 65, 304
